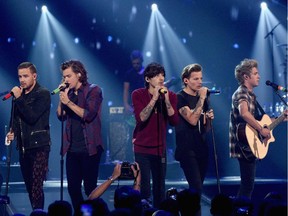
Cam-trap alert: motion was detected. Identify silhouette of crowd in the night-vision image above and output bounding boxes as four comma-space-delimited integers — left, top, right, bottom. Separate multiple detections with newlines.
6, 162, 287, 216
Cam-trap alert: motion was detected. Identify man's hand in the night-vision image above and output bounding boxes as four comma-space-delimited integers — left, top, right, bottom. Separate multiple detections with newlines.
11, 86, 22, 99
206, 109, 214, 120
111, 163, 122, 180
6, 131, 14, 145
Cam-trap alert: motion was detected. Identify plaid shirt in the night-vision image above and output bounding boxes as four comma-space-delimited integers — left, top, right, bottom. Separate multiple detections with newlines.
58, 83, 103, 156
229, 85, 256, 158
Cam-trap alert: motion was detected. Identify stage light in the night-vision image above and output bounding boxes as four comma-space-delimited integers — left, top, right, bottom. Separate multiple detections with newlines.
233, 43, 239, 49
96, 42, 101, 50
145, 51, 152, 57
74, 37, 80, 44
7, 37, 15, 43
131, 6, 137, 15
151, 4, 158, 11
260, 2, 267, 10
50, 52, 54, 59
107, 35, 113, 42
41, 5, 48, 13
108, 101, 113, 106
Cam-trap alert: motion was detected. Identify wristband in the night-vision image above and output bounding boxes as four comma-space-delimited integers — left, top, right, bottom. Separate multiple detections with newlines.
108, 176, 115, 183
134, 182, 141, 187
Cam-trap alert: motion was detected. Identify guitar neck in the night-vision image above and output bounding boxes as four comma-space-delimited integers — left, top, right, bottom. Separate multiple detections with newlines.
269, 112, 286, 130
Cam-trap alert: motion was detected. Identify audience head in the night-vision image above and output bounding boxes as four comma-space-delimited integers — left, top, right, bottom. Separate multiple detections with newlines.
108, 208, 132, 216
176, 188, 201, 216
210, 193, 233, 216
48, 200, 72, 216
232, 196, 254, 216
264, 201, 287, 216
258, 191, 286, 216
159, 198, 179, 216
77, 198, 109, 216
30, 209, 48, 216
114, 186, 142, 215
142, 207, 158, 216
152, 210, 173, 216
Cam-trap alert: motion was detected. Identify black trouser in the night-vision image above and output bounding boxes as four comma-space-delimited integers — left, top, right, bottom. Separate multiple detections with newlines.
66, 151, 102, 212
179, 151, 209, 194
135, 153, 166, 208
20, 149, 49, 210
237, 157, 256, 199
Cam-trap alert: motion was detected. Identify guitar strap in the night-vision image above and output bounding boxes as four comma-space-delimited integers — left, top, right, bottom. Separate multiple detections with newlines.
255, 100, 266, 119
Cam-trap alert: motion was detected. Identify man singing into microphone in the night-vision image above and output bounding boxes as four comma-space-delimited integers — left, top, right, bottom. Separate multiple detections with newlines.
6, 62, 51, 210
132, 62, 178, 208
174, 63, 214, 216
56, 60, 104, 214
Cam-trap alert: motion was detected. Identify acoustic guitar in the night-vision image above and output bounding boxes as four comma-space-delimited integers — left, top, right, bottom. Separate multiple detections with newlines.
236, 111, 287, 160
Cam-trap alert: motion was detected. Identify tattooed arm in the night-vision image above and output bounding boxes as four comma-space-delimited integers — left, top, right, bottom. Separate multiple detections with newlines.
163, 88, 175, 116
139, 97, 157, 122
179, 96, 206, 126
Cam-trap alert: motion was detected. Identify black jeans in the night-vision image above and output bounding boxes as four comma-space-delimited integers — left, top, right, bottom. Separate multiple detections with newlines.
66, 150, 102, 212
135, 153, 166, 208
179, 151, 208, 194
237, 158, 256, 199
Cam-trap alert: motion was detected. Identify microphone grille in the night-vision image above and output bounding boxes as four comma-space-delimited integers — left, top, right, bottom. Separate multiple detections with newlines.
265, 80, 271, 86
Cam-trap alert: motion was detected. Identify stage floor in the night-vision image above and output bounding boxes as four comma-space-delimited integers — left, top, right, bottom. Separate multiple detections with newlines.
0, 177, 287, 216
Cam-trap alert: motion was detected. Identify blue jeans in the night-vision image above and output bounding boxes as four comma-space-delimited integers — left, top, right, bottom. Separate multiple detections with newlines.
135, 153, 166, 208
237, 158, 256, 199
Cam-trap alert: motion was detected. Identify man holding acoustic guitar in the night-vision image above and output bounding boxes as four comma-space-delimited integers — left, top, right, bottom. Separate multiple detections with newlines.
229, 58, 287, 199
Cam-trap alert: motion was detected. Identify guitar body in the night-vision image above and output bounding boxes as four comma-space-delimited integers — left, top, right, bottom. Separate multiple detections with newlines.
237, 114, 275, 160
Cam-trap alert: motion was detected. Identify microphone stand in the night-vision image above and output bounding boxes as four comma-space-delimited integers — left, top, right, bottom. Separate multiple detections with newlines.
265, 23, 280, 112
60, 104, 65, 201
0, 98, 15, 215
206, 95, 221, 194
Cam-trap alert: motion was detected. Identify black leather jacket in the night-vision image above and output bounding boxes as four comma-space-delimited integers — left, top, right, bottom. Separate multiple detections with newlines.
11, 82, 51, 153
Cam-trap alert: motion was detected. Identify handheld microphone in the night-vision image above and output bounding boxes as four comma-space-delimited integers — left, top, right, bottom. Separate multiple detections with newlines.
2, 92, 14, 101
266, 80, 287, 92
0, 90, 9, 97
207, 89, 221, 95
159, 88, 167, 94
51, 83, 69, 95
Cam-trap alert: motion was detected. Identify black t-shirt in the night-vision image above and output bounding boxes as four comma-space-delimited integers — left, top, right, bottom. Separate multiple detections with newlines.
124, 67, 145, 104
175, 90, 209, 159
66, 92, 87, 153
